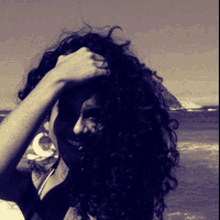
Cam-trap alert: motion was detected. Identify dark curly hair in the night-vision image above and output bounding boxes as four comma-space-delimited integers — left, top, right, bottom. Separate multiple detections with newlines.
19, 25, 179, 220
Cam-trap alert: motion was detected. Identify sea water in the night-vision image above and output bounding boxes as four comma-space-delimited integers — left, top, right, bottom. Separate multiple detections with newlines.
164, 107, 219, 220
0, 107, 219, 220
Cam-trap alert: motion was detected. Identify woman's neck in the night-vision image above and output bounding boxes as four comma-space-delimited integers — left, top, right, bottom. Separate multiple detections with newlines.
53, 158, 70, 183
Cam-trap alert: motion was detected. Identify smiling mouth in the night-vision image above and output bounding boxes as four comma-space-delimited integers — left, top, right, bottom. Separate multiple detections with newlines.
65, 138, 84, 151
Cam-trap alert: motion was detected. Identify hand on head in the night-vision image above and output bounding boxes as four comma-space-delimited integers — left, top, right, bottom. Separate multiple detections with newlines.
54, 47, 108, 88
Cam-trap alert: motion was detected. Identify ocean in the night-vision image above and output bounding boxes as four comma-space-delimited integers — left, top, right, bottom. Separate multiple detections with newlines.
0, 106, 219, 220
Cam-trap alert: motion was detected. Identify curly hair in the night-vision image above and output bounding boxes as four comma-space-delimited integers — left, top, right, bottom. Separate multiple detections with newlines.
18, 25, 180, 220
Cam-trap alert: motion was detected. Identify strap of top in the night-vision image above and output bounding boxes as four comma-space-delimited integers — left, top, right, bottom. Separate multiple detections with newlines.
37, 168, 55, 197
37, 158, 60, 197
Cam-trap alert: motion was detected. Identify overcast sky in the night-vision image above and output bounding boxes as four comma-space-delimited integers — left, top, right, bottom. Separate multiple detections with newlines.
0, 0, 218, 110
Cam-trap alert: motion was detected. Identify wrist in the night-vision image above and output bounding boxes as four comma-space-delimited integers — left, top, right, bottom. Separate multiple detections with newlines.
43, 70, 67, 92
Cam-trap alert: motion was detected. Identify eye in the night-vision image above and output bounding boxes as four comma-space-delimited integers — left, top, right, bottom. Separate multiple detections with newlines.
88, 116, 97, 122
83, 109, 100, 123
86, 114, 98, 123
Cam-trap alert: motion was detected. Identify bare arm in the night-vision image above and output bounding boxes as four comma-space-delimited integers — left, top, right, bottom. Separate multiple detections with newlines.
0, 47, 105, 179
0, 73, 64, 177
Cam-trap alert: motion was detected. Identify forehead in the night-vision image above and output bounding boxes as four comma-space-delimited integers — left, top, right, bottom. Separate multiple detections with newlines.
59, 86, 99, 111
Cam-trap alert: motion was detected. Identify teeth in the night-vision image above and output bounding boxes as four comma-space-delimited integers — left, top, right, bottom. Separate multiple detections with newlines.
78, 146, 83, 151
66, 139, 81, 147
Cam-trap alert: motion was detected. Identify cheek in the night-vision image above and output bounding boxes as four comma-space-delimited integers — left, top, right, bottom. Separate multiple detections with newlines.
84, 120, 96, 133
49, 117, 69, 153
53, 116, 68, 136
53, 113, 79, 139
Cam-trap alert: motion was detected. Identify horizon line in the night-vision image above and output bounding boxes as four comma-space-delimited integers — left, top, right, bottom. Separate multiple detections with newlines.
0, 104, 219, 114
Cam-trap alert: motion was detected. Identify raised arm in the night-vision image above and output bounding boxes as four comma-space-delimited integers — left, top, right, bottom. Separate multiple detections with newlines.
0, 47, 106, 179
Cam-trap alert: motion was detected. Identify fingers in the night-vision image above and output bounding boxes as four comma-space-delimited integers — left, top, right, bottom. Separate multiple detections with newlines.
90, 52, 108, 69
91, 53, 105, 62
57, 47, 108, 76
58, 48, 106, 65
94, 60, 108, 69
77, 48, 108, 77
93, 66, 107, 77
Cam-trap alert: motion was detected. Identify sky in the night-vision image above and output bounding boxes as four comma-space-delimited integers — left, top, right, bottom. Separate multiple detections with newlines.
0, 0, 218, 110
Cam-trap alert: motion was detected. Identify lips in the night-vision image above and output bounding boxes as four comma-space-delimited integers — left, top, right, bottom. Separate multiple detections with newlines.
65, 138, 81, 147
65, 138, 84, 151
57, 133, 83, 150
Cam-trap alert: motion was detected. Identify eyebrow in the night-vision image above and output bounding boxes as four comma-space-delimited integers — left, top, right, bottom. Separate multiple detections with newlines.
81, 105, 101, 113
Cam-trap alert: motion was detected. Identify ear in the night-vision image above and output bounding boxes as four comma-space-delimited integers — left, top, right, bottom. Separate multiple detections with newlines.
43, 121, 50, 131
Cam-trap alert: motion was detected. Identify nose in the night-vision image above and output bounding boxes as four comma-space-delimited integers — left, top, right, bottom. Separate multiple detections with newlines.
73, 117, 88, 135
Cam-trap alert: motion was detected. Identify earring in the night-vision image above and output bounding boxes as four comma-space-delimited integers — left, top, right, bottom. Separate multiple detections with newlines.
32, 132, 57, 157
27, 132, 58, 162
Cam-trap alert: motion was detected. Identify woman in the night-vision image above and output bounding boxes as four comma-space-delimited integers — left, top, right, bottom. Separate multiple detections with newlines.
0, 26, 179, 220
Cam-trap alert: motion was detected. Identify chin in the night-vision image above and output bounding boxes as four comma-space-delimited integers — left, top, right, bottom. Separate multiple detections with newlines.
58, 143, 85, 167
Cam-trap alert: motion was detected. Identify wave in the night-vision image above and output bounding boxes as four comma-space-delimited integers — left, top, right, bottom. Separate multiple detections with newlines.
171, 107, 219, 112
178, 142, 219, 169
178, 142, 219, 153
165, 211, 209, 220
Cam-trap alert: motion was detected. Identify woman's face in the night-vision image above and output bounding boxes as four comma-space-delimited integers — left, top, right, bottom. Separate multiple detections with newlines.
48, 86, 103, 167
